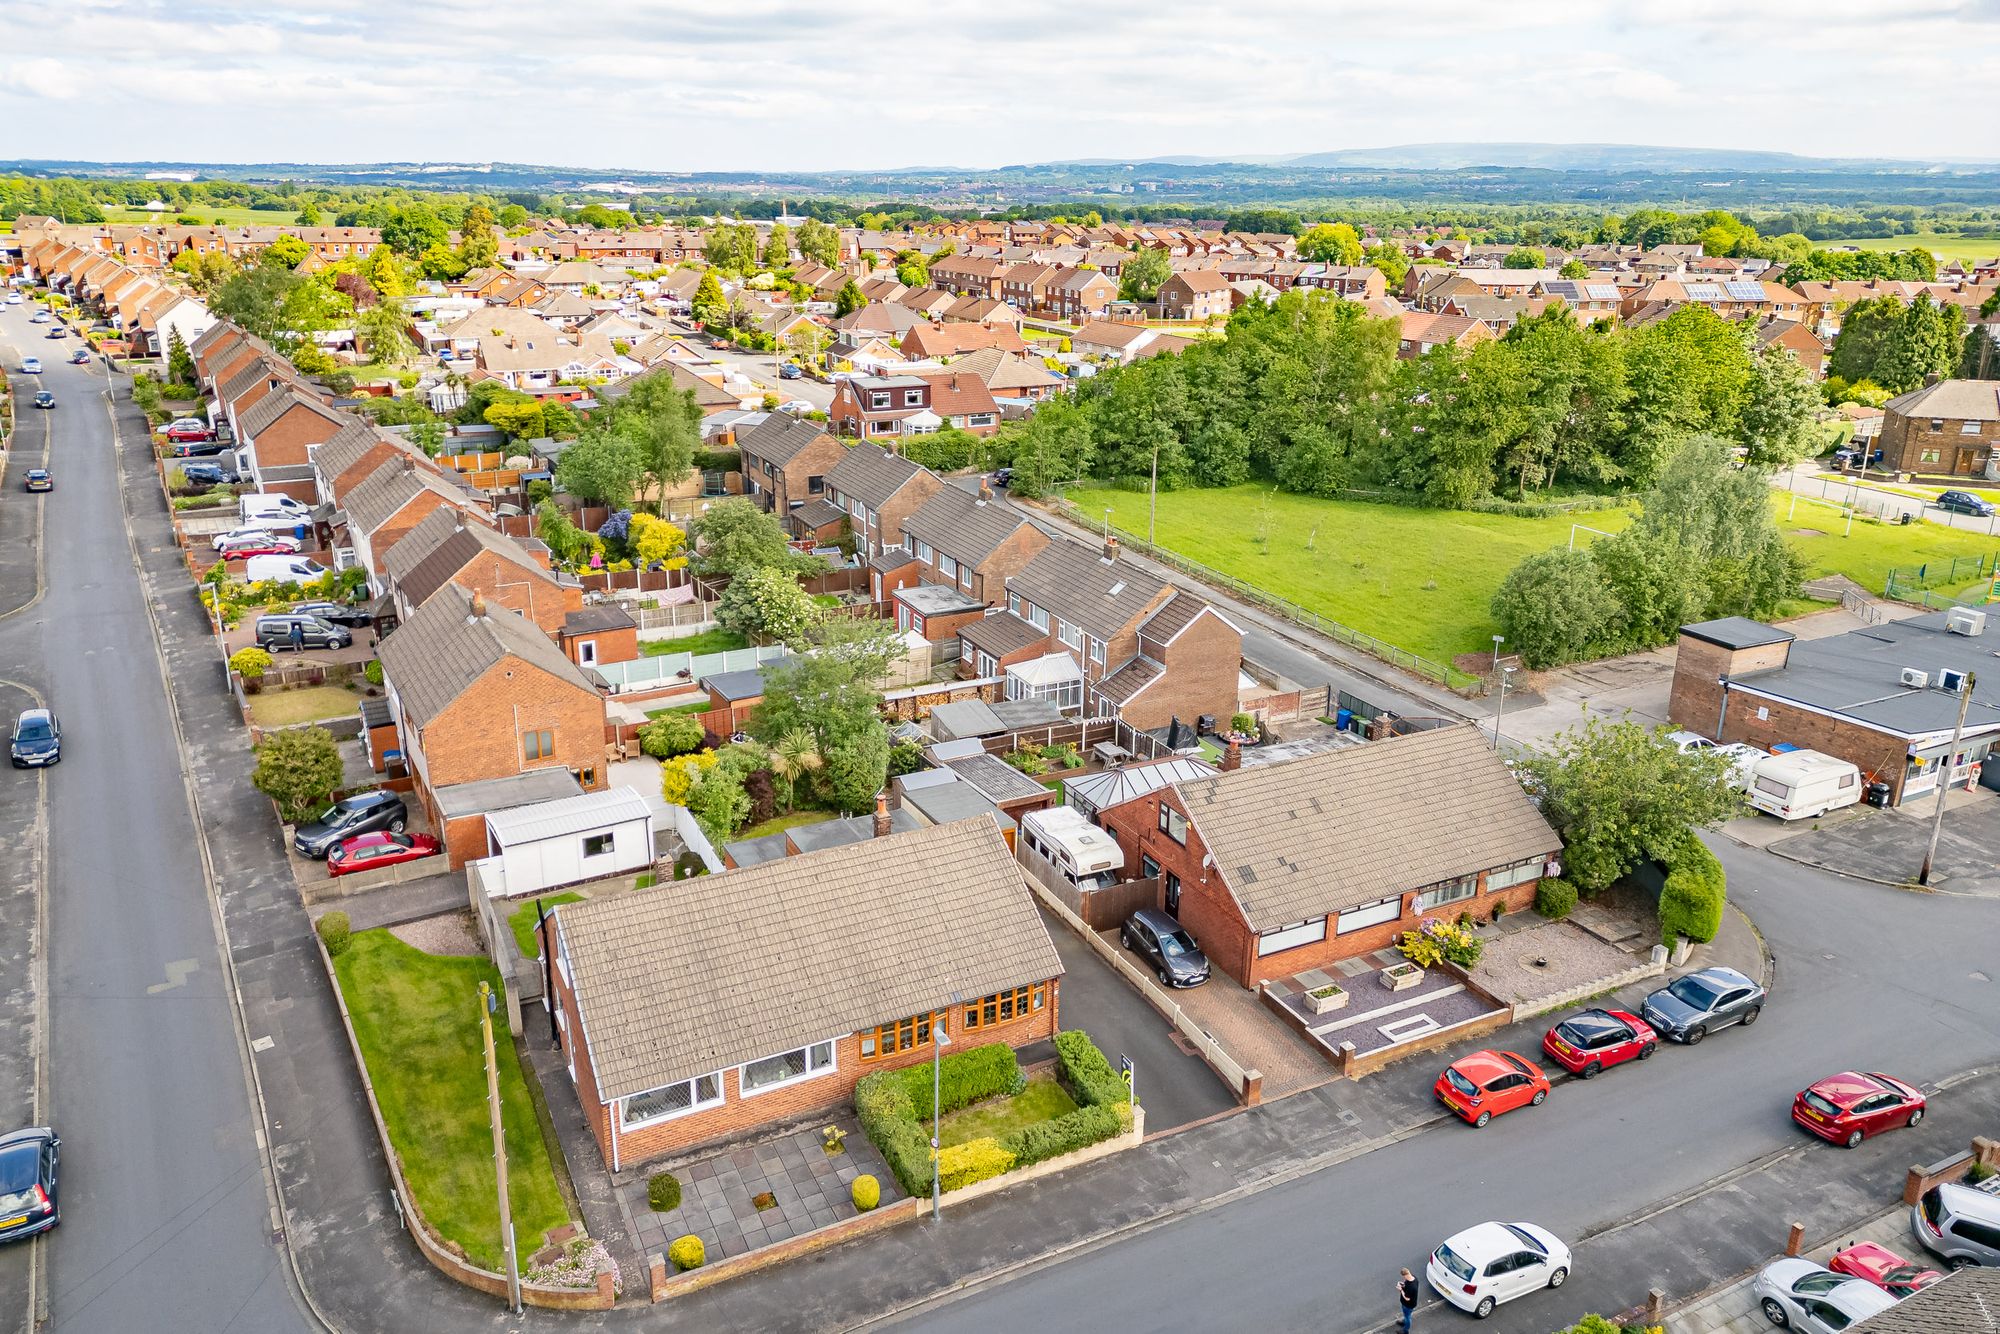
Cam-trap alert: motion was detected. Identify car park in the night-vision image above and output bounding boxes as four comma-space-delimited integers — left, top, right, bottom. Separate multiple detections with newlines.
286, 600, 372, 628
32, 392, 53, 409
23, 470, 52, 493
1934, 490, 1996, 518
1750, 1259, 1896, 1332
327, 831, 441, 877
1426, 1221, 1570, 1319
253, 613, 351, 651
1913, 1180, 2000, 1268
9, 709, 61, 768
1120, 908, 1209, 987
1641, 966, 1765, 1044
1435, 1050, 1549, 1126
293, 791, 409, 858
1541, 1007, 1657, 1078
20, 356, 40, 375
1827, 1241, 1942, 1297
0, 1127, 60, 1243
1792, 1071, 1926, 1148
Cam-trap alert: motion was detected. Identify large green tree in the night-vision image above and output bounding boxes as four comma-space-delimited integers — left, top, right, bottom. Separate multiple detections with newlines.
1117, 247, 1172, 302
693, 498, 817, 577
796, 217, 841, 268
1621, 305, 1752, 486
553, 427, 641, 508
1297, 222, 1364, 266
1737, 347, 1822, 468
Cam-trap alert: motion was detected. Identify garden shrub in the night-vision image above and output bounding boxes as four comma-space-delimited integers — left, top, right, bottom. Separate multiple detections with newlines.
1230, 712, 1256, 734
229, 646, 273, 680
1397, 917, 1483, 968
853, 1069, 933, 1197
936, 1138, 1014, 1192
363, 660, 384, 686
1536, 878, 1578, 920
1658, 831, 1726, 944
639, 714, 706, 760
667, 1235, 704, 1272
646, 1172, 681, 1212
315, 911, 351, 958
906, 1041, 1021, 1121
850, 1174, 880, 1211
1052, 1030, 1128, 1108
999, 1101, 1127, 1169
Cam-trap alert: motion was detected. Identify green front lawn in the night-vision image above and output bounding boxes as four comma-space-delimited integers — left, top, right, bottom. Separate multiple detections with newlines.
638, 627, 748, 657
332, 931, 571, 1272
246, 683, 360, 727
507, 893, 583, 960
938, 1075, 1078, 1148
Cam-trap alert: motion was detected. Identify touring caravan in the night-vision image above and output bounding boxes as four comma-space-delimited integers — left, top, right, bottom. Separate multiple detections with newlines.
1019, 806, 1122, 895
1745, 750, 1862, 821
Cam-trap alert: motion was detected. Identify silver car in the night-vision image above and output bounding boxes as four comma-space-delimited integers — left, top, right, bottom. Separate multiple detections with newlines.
1750, 1259, 1895, 1332
1642, 965, 1765, 1045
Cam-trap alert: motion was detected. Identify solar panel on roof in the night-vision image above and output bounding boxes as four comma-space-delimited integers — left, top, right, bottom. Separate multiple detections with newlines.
1685, 283, 1724, 301
1725, 281, 1766, 300
1586, 284, 1620, 300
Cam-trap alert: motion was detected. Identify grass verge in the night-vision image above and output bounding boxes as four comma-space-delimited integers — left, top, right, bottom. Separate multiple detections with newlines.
938, 1076, 1079, 1148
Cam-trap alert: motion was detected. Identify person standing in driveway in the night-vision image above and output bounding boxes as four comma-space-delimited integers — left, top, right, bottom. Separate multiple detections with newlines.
289, 619, 304, 652
1397, 1268, 1418, 1332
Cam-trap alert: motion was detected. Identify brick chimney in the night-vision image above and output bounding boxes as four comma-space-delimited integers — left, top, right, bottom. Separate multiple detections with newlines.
1222, 738, 1242, 772
469, 592, 487, 620
1102, 535, 1120, 563
872, 791, 892, 837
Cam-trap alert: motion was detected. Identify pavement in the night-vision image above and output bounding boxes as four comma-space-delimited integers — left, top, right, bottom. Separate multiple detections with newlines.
1762, 782, 2000, 896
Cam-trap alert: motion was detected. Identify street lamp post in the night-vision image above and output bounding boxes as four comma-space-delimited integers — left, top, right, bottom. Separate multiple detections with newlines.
1491, 634, 1504, 676
930, 1019, 952, 1223
1491, 666, 1515, 752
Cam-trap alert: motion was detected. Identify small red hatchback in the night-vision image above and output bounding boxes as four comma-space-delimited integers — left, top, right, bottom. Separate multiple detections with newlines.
327, 831, 441, 877
1828, 1241, 1943, 1297
1792, 1072, 1926, 1148
1541, 1007, 1658, 1078
1435, 1050, 1550, 1127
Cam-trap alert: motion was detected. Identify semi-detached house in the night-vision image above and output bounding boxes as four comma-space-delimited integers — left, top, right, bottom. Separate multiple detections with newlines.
735, 413, 846, 517
885, 483, 1049, 642
235, 388, 353, 504
380, 506, 581, 637
340, 457, 491, 588
827, 443, 942, 559
545, 818, 1064, 1168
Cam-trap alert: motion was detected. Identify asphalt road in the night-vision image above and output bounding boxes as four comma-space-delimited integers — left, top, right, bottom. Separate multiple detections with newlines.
0, 307, 314, 1333
896, 837, 2000, 1334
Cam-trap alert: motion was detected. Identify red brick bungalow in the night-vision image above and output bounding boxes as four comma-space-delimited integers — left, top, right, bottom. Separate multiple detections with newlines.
1116, 725, 1560, 989
545, 818, 1064, 1168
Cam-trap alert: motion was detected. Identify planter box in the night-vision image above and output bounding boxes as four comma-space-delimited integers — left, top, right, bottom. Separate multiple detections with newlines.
1305, 986, 1348, 1015
1381, 962, 1425, 992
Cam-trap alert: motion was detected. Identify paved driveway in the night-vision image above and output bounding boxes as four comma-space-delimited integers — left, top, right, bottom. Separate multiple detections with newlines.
1767, 785, 2000, 895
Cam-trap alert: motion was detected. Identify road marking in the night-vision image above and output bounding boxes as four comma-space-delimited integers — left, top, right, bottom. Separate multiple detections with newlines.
147, 958, 201, 994
251, 1035, 275, 1053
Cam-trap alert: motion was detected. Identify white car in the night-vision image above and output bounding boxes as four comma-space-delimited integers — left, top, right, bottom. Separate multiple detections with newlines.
1663, 729, 1717, 754
30, 309, 52, 323
1716, 742, 1766, 791
5, 292, 22, 305
1427, 1221, 1571, 1319
21, 357, 41, 375
1750, 1259, 1896, 1333
213, 528, 301, 553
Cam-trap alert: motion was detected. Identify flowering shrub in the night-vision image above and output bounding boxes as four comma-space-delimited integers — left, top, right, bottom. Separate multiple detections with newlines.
524, 1235, 622, 1294
1397, 917, 1484, 969
659, 749, 717, 806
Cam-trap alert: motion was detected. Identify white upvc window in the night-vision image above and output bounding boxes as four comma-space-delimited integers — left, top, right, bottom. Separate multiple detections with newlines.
1256, 918, 1328, 957
740, 1040, 836, 1096
1089, 637, 1106, 664
1057, 618, 1082, 650
621, 1071, 724, 1128
1485, 860, 1544, 892
1025, 602, 1049, 630
915, 539, 934, 563
1336, 897, 1401, 935
938, 554, 959, 581
903, 389, 924, 406
1414, 876, 1477, 913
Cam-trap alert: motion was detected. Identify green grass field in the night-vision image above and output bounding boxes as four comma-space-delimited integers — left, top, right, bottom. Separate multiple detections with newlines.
100, 205, 300, 228
332, 931, 572, 1272
1085, 485, 2000, 663
1848, 234, 2000, 263
638, 626, 747, 658
507, 893, 583, 960
938, 1075, 1078, 1149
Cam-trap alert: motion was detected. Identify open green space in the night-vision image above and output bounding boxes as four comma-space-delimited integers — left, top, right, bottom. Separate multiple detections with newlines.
937, 1075, 1079, 1149
1848, 234, 2000, 264
101, 205, 297, 227
246, 683, 358, 727
331, 930, 571, 1272
508, 893, 583, 960
734, 808, 835, 842
1087, 484, 2000, 663
638, 626, 747, 657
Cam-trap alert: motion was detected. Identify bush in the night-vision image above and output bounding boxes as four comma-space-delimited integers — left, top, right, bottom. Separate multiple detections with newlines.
646, 1172, 681, 1212
1230, 712, 1256, 734
1658, 831, 1726, 944
229, 646, 273, 680
908, 1041, 1021, 1121
853, 1069, 933, 1197
850, 1174, 880, 1211
252, 725, 345, 823
998, 1102, 1127, 1169
363, 659, 384, 686
1397, 917, 1483, 968
316, 911, 351, 958
639, 713, 706, 760
667, 1235, 704, 1272
1052, 1030, 1128, 1108
1536, 878, 1578, 920
936, 1138, 1015, 1192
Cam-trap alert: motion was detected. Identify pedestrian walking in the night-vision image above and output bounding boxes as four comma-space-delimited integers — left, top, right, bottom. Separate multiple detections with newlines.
289, 619, 304, 652
1396, 1267, 1418, 1332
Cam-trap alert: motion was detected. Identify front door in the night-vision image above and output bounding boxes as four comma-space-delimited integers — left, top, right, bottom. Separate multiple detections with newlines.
1163, 870, 1182, 916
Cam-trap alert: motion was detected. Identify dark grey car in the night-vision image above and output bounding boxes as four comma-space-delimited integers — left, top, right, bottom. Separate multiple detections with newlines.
1122, 908, 1209, 988
293, 791, 407, 858
1641, 965, 1765, 1044
254, 614, 351, 651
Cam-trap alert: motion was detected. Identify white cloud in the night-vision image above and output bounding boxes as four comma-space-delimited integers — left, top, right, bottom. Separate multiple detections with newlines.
0, 0, 1992, 168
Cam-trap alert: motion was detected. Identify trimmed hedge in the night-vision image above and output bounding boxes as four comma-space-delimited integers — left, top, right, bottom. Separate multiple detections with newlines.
936, 1137, 1014, 1191
667, 1235, 704, 1271
907, 1040, 1020, 1121
1052, 1030, 1129, 1109
850, 1174, 880, 1211
853, 1040, 1022, 1197
646, 1172, 681, 1212
316, 911, 352, 958
1658, 832, 1726, 944
999, 1101, 1128, 1169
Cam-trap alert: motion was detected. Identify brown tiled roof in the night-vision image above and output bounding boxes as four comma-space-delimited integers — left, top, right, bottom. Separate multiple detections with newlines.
901, 484, 1038, 567
221, 357, 295, 406
787, 497, 845, 530
959, 611, 1046, 659
918, 373, 1000, 419
1008, 541, 1168, 642
377, 584, 593, 727
1095, 655, 1162, 704
343, 457, 467, 537
1852, 1265, 2000, 1332
553, 818, 1064, 1102
240, 388, 347, 441
1172, 725, 1559, 929
826, 442, 932, 512
314, 421, 403, 488
397, 518, 547, 609
948, 346, 1064, 393
380, 507, 465, 584
1140, 591, 1225, 647
1885, 378, 2000, 423
739, 414, 834, 468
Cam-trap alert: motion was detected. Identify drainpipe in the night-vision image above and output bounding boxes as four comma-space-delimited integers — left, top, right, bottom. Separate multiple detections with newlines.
1715, 677, 1730, 738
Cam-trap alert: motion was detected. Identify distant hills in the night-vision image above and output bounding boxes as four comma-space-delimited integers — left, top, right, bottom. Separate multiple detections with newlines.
1046, 143, 1998, 173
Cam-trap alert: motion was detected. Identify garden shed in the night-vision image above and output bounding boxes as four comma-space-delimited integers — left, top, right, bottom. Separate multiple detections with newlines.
479, 786, 656, 898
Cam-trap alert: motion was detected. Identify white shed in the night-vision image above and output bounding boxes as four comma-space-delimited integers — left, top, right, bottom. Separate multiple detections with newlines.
481, 787, 655, 897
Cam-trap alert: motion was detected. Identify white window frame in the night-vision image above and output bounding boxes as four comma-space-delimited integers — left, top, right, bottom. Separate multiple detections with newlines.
1256, 917, 1328, 956
1057, 618, 1082, 650
1485, 860, 1542, 892
870, 391, 890, 409
1336, 897, 1401, 935
1414, 876, 1477, 913
620, 1070, 723, 1128
938, 553, 959, 581
739, 1040, 837, 1097
914, 539, 934, 563
903, 388, 924, 407
1025, 603, 1050, 631
1089, 637, 1106, 665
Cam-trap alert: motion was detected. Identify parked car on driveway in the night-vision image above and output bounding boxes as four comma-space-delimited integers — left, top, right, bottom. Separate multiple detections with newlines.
0, 1126, 60, 1243
1641, 966, 1765, 1045
1120, 908, 1209, 987
1827, 1241, 1942, 1297
163, 419, 213, 443
1793, 1072, 1926, 1148
168, 439, 229, 458
1913, 1180, 2000, 1269
293, 791, 409, 858
1426, 1220, 1570, 1319
1662, 729, 1716, 754
253, 613, 351, 651
178, 462, 239, 487
1750, 1259, 1896, 1332
9, 709, 60, 769
1541, 1008, 1657, 1078
1934, 490, 1996, 518
214, 526, 300, 553
327, 831, 441, 877
286, 600, 371, 629
218, 535, 302, 560
1435, 1050, 1549, 1126
23, 470, 51, 493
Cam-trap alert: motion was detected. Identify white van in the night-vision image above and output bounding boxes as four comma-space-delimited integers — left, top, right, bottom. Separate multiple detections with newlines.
243, 556, 330, 586
238, 494, 311, 523
1746, 749, 1862, 820
1019, 806, 1122, 893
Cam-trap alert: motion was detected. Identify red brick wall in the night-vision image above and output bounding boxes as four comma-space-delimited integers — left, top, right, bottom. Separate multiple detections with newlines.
1122, 610, 1241, 731
1716, 687, 1911, 798
419, 657, 607, 795
452, 553, 581, 638
1667, 632, 1794, 738
253, 407, 341, 470
332, 441, 406, 500
776, 434, 847, 514
968, 523, 1050, 607
566, 625, 638, 666
873, 473, 945, 553
371, 495, 459, 570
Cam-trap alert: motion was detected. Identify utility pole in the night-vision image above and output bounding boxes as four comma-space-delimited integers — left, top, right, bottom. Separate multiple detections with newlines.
479, 982, 521, 1310
1491, 667, 1515, 751
1919, 669, 1974, 887
1149, 443, 1158, 552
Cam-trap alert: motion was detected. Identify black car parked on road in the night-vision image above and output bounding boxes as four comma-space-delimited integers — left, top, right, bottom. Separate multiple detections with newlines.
1934, 490, 1997, 518
0, 1127, 60, 1243
293, 791, 408, 858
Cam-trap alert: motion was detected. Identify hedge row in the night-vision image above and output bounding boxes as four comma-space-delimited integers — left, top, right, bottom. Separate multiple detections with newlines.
936, 1137, 1013, 1192
1658, 831, 1726, 944
853, 1041, 1023, 1197
1052, 1030, 1129, 1109
999, 1100, 1127, 1169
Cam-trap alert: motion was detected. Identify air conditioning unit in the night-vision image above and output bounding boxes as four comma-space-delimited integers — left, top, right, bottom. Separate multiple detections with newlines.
1941, 669, 1969, 693
1900, 667, 1930, 688
1947, 607, 1987, 637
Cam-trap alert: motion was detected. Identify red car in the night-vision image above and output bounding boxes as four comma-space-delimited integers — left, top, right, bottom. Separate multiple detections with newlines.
219, 542, 296, 560
1792, 1072, 1927, 1148
1828, 1241, 1943, 1297
1541, 1007, 1658, 1078
1435, 1050, 1550, 1127
327, 831, 440, 877
163, 421, 213, 443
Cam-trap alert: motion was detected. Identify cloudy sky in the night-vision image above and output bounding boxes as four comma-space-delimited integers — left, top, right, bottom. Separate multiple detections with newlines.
2, 0, 1997, 171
